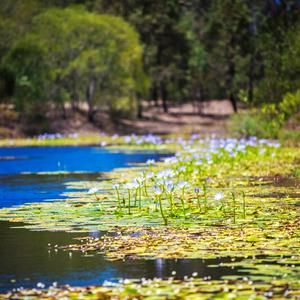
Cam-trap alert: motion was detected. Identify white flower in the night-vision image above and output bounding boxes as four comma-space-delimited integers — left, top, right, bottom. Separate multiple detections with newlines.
134, 177, 144, 185
157, 169, 175, 179
166, 181, 175, 193
146, 172, 155, 179
153, 185, 162, 195
124, 182, 139, 189
146, 159, 155, 165
87, 187, 99, 194
37, 282, 45, 289
178, 166, 186, 173
177, 181, 189, 189
214, 192, 224, 201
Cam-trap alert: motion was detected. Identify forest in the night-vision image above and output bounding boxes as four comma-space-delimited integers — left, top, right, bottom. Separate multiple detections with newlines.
0, 2, 300, 299
0, 0, 299, 138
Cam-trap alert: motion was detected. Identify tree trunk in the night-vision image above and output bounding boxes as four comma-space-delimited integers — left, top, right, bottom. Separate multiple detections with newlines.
227, 59, 238, 113
86, 79, 96, 122
161, 83, 168, 113
230, 93, 237, 113
137, 93, 143, 118
151, 84, 159, 107
196, 83, 204, 114
248, 54, 255, 104
61, 102, 67, 119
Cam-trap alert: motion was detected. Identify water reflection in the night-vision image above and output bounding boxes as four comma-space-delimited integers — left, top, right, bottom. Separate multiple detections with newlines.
0, 222, 243, 292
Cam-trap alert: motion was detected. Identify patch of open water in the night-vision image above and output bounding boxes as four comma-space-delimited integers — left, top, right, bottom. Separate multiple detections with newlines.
0, 221, 245, 292
0, 146, 171, 207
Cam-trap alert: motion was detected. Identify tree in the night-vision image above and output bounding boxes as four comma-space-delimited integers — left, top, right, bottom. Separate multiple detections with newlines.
4, 7, 146, 121
92, 0, 190, 112
255, 0, 300, 104
204, 0, 253, 112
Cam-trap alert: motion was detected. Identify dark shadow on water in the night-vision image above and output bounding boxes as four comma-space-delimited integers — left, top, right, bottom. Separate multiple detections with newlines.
0, 221, 246, 292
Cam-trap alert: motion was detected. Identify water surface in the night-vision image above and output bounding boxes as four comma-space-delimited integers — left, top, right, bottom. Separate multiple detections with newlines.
0, 146, 245, 292
0, 221, 242, 292
0, 146, 170, 207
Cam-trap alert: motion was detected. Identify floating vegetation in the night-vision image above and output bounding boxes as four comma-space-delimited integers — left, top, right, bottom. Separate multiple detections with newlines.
0, 135, 299, 297
59, 221, 300, 260
1, 275, 300, 299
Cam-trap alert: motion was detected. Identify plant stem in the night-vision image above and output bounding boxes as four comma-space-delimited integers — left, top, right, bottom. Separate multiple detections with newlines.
231, 192, 236, 224
203, 183, 207, 213
181, 188, 186, 218
196, 193, 201, 211
94, 193, 102, 210
242, 191, 246, 219
144, 180, 148, 197
127, 189, 131, 214
157, 195, 168, 225
134, 189, 138, 206
139, 186, 142, 210
115, 188, 121, 208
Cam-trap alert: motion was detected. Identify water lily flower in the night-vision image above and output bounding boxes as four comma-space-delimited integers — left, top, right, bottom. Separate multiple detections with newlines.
166, 183, 175, 193
146, 172, 155, 179
37, 282, 45, 289
178, 166, 186, 173
124, 182, 138, 190
214, 192, 224, 201
146, 159, 155, 166
195, 160, 202, 166
194, 187, 200, 193
157, 169, 175, 179
134, 177, 144, 185
153, 185, 162, 195
87, 187, 99, 194
177, 181, 189, 189
164, 156, 178, 164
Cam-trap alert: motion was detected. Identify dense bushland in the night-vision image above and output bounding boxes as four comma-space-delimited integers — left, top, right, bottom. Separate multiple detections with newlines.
0, 0, 299, 131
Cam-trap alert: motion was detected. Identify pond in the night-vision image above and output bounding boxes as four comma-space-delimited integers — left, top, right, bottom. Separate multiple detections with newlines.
0, 146, 171, 207
0, 146, 244, 292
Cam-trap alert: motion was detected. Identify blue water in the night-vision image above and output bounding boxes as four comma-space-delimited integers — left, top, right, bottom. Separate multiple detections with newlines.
0, 146, 244, 292
0, 146, 169, 175
0, 146, 170, 208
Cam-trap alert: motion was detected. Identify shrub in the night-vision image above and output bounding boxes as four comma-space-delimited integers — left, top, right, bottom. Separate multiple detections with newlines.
230, 89, 300, 139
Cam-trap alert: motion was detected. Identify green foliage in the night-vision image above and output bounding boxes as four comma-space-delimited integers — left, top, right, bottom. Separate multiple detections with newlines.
1, 0, 300, 121
3, 6, 146, 118
231, 89, 300, 139
4, 36, 49, 113
230, 110, 282, 139
255, 10, 300, 104
279, 90, 300, 119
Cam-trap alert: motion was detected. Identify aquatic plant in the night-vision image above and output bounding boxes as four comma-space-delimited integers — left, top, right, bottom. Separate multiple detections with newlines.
152, 185, 167, 225
0, 135, 299, 297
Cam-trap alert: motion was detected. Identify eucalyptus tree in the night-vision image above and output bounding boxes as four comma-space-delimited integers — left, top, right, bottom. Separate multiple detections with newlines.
92, 0, 190, 112
203, 0, 253, 112
5, 7, 146, 121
